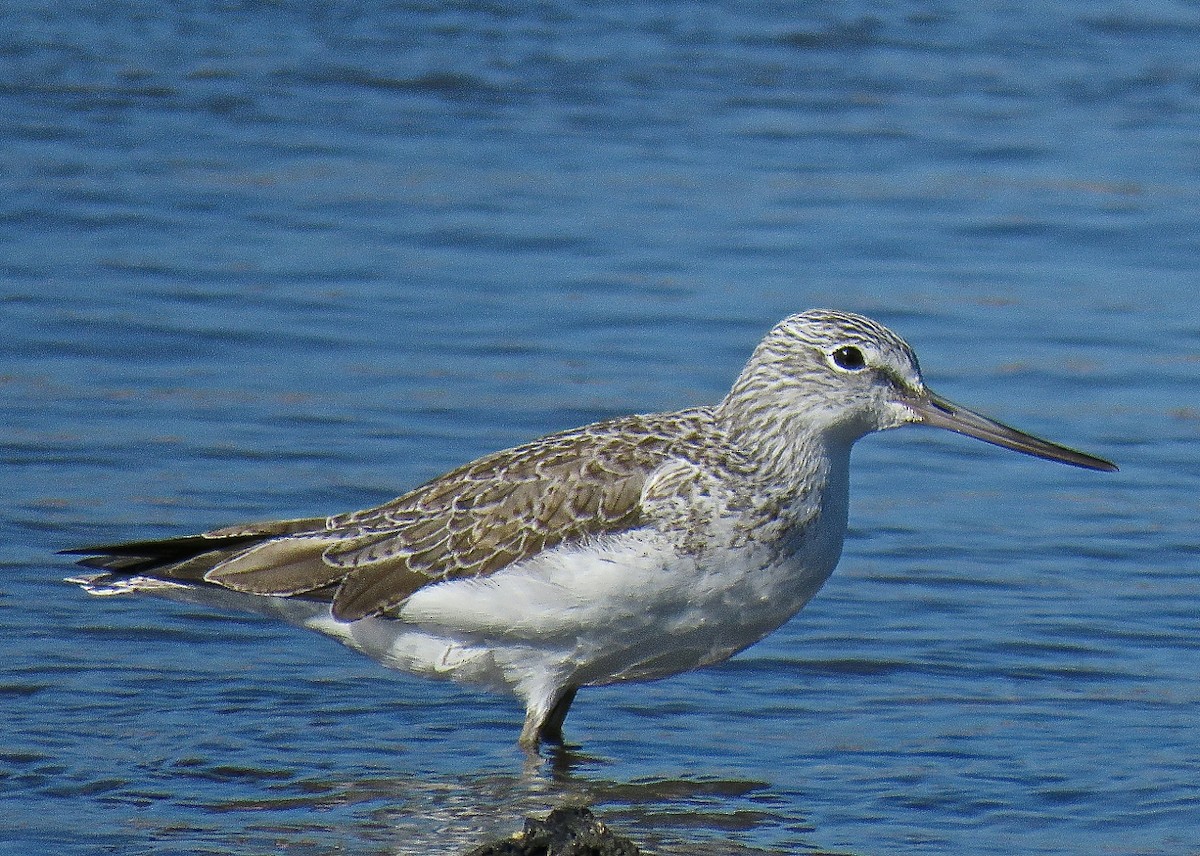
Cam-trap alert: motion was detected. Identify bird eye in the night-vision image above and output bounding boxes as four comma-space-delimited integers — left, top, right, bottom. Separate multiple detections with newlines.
831, 346, 867, 371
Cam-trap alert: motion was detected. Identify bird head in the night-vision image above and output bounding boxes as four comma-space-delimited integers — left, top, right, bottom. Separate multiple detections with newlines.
719, 309, 1116, 472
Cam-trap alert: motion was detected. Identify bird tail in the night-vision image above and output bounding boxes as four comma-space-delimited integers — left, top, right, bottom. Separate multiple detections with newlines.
60, 515, 338, 599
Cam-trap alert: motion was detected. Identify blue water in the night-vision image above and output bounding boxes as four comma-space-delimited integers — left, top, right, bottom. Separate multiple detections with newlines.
3, 2, 1198, 853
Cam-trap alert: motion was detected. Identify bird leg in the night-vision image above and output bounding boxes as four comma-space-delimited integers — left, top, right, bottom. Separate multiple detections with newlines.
519, 686, 578, 748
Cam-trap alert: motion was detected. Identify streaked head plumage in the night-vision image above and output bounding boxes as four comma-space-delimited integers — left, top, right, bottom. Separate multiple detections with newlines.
719, 309, 928, 443
718, 308, 1116, 473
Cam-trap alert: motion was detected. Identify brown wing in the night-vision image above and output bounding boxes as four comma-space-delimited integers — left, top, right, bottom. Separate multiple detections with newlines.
319, 409, 708, 620
65, 409, 711, 622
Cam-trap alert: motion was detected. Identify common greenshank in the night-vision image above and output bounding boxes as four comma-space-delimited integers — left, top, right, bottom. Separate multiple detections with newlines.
65, 310, 1116, 747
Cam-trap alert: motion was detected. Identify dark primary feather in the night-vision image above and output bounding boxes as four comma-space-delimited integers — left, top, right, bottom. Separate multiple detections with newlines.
63, 409, 713, 621
60, 532, 271, 573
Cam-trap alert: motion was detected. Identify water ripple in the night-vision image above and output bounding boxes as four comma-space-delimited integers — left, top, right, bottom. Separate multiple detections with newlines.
3, 0, 1197, 853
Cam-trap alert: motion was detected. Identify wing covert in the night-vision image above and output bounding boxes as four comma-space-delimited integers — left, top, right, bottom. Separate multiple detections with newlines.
328, 410, 708, 620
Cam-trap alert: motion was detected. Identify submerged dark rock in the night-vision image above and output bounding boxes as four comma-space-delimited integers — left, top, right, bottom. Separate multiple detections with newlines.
465, 806, 641, 856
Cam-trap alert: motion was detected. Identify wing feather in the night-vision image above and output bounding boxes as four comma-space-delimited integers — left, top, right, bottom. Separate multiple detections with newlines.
203, 537, 347, 596
65, 409, 712, 621
328, 410, 709, 620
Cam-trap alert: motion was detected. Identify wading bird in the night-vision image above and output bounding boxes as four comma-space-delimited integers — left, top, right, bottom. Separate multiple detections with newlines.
65, 310, 1116, 747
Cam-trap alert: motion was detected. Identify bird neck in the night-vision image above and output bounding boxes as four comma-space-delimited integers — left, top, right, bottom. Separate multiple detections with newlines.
713, 392, 854, 504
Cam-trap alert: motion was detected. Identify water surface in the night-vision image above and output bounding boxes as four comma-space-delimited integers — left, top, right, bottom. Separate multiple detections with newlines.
2, 2, 1198, 854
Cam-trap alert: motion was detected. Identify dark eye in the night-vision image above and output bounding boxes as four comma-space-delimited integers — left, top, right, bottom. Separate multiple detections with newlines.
832, 346, 866, 371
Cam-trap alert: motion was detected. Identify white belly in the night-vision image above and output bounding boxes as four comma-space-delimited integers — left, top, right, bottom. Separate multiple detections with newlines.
292, 524, 844, 698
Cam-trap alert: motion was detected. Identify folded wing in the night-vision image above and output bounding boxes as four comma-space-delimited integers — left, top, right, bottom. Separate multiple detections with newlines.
64, 410, 710, 622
